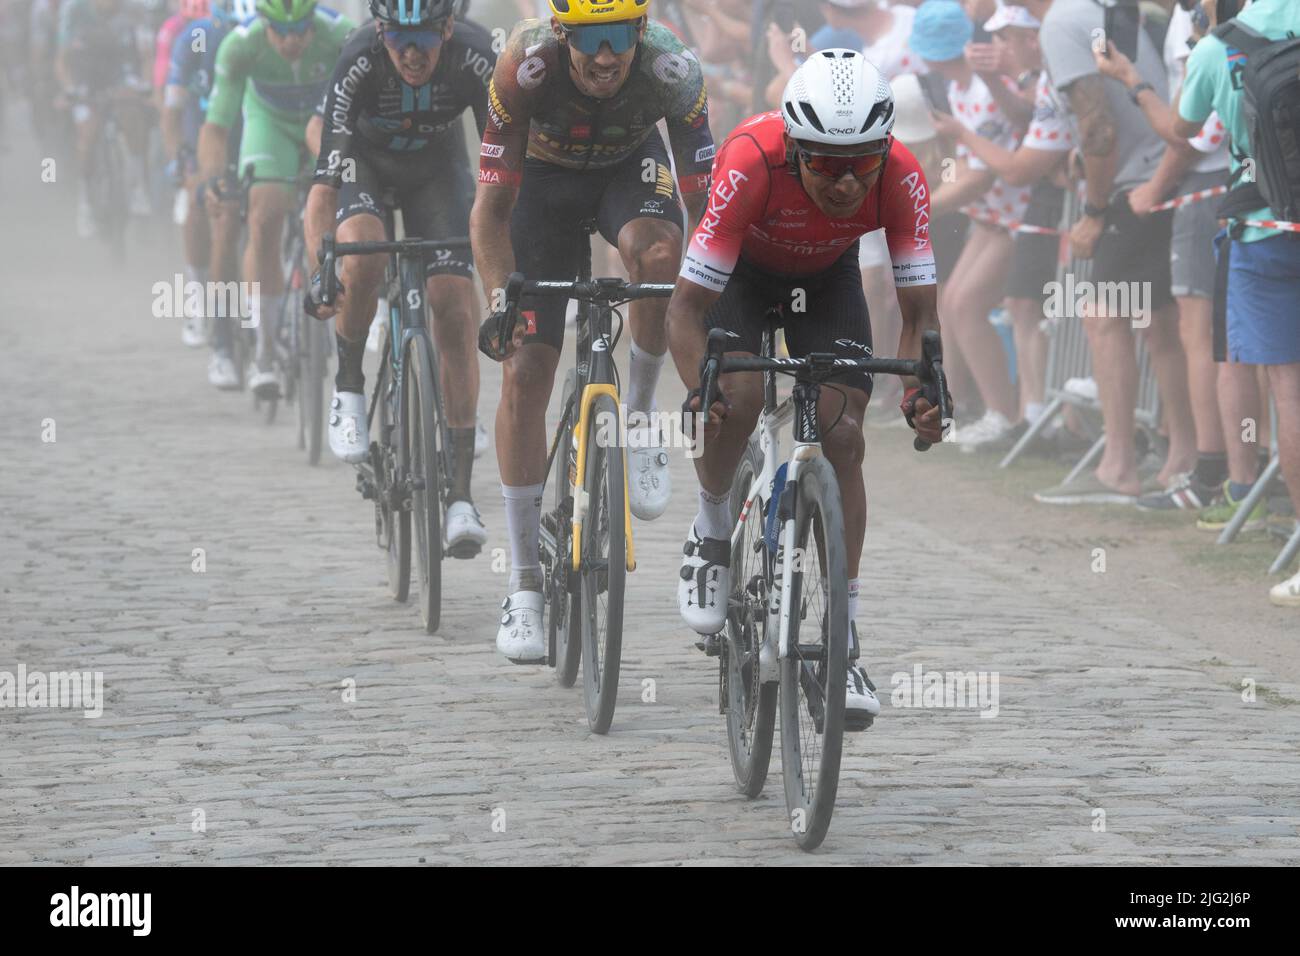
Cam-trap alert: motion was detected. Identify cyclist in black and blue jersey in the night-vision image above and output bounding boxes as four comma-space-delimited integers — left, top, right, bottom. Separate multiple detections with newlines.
303, 0, 496, 557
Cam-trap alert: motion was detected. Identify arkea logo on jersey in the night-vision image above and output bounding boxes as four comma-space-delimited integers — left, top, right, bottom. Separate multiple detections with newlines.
695, 169, 750, 250
900, 170, 931, 251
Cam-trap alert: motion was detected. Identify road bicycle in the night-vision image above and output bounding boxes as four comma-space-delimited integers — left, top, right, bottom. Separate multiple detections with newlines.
479, 228, 674, 734
317, 225, 473, 634
697, 322, 949, 849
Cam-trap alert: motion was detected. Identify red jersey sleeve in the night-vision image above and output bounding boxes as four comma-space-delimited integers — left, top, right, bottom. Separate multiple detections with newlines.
876, 143, 938, 288
679, 133, 771, 293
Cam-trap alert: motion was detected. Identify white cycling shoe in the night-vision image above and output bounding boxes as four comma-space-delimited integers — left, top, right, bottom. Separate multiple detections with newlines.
208, 352, 240, 390
181, 313, 207, 348
678, 523, 730, 635
328, 389, 369, 463
627, 424, 671, 520
845, 665, 881, 730
444, 500, 487, 558
474, 421, 489, 459
497, 590, 546, 663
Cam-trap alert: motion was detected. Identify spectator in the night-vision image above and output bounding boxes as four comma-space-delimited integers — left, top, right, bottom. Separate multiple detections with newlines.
1033, 0, 1197, 504
1093, 0, 1267, 523
1175, 0, 1300, 606
931, 1, 1066, 437
913, 0, 1025, 448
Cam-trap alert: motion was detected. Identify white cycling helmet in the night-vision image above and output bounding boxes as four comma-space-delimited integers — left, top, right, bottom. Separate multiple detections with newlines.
781, 49, 895, 149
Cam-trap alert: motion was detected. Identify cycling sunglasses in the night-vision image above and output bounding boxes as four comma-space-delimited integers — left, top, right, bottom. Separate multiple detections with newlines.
797, 146, 888, 183
268, 15, 314, 36
562, 21, 640, 56
381, 24, 447, 52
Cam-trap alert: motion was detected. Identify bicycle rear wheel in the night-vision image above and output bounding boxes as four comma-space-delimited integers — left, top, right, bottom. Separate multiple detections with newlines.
579, 391, 625, 735
550, 369, 582, 688
778, 455, 848, 851
375, 359, 410, 602
403, 335, 443, 634
725, 438, 777, 797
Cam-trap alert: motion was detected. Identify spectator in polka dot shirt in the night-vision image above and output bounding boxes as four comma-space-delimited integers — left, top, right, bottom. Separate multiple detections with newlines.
912, 0, 1023, 449
931, 0, 1067, 442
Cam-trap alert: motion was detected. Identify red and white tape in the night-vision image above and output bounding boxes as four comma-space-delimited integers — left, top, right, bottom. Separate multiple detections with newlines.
1147, 184, 1227, 212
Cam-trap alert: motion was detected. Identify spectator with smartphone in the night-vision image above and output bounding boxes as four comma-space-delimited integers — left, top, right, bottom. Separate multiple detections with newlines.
1091, 0, 1267, 524
1033, 0, 1198, 504
1175, 0, 1300, 606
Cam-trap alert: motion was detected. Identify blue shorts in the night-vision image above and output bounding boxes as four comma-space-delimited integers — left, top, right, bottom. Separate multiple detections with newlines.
1216, 230, 1300, 365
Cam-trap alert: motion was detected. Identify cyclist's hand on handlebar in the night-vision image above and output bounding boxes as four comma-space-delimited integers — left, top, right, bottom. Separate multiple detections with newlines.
304, 269, 341, 321
900, 388, 945, 445
477, 310, 525, 362
682, 386, 731, 443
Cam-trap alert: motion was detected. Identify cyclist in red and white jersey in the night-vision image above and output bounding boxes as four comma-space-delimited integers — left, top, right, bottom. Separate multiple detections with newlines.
667, 49, 946, 723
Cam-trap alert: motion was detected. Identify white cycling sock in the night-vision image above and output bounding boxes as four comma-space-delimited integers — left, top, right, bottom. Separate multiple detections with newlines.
626, 341, 666, 415
694, 487, 731, 540
502, 482, 544, 592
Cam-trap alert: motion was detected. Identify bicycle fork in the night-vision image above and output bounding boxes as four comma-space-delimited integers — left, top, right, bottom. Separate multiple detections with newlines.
571, 381, 636, 574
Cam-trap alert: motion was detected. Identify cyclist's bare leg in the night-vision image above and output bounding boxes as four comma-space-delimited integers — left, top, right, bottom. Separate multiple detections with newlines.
427, 275, 479, 429
244, 182, 292, 367
617, 217, 680, 410
817, 384, 870, 579
428, 274, 481, 507
497, 344, 561, 488
690, 366, 763, 498
206, 193, 241, 354
332, 212, 387, 343
183, 172, 211, 277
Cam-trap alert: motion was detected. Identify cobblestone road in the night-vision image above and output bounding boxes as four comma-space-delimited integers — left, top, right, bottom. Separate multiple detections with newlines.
2, 142, 1298, 865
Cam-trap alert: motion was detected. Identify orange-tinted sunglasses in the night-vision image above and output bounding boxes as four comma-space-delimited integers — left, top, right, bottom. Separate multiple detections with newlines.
798, 148, 887, 182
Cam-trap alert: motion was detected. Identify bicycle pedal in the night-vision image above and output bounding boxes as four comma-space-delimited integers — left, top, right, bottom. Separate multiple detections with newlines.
844, 713, 875, 733
694, 633, 723, 657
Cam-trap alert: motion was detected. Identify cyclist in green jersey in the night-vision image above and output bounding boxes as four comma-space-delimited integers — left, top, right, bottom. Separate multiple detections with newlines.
196, 0, 354, 398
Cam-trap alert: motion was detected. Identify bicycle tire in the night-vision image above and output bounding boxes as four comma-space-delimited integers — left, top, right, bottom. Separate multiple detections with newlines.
551, 369, 582, 688
725, 438, 777, 797
377, 358, 411, 602
404, 335, 443, 634
303, 312, 326, 466
778, 455, 848, 851
580, 391, 625, 735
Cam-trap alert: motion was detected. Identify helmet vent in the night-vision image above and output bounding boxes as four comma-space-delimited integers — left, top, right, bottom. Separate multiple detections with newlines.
798, 102, 825, 133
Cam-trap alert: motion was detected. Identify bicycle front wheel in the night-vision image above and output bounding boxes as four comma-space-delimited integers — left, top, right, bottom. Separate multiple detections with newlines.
778, 455, 848, 851
550, 369, 582, 688
579, 392, 625, 734
403, 336, 443, 634
301, 310, 326, 466
376, 360, 410, 603
725, 438, 777, 797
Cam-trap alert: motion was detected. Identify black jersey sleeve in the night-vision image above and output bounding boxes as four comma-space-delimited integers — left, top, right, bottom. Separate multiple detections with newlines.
313, 26, 380, 188
450, 19, 496, 140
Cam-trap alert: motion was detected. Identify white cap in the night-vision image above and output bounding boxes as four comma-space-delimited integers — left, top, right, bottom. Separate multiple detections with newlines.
889, 73, 936, 145
983, 3, 1041, 31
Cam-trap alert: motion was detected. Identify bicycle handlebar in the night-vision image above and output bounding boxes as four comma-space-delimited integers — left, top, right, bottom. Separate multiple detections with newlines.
313, 234, 473, 308
698, 327, 951, 453
477, 272, 674, 361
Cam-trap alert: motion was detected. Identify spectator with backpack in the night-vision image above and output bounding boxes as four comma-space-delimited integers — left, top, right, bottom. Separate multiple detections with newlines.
1175, 0, 1300, 606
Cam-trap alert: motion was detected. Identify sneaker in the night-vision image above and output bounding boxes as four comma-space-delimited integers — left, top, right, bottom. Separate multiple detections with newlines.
181, 313, 207, 348
207, 352, 240, 390
76, 196, 96, 239
328, 389, 369, 463
627, 424, 671, 520
845, 665, 880, 731
1135, 471, 1216, 513
1034, 472, 1137, 506
1196, 481, 1268, 533
473, 421, 489, 460
129, 183, 152, 218
248, 367, 281, 401
678, 523, 730, 635
444, 500, 487, 559
954, 409, 1014, 453
496, 590, 545, 663
1269, 569, 1300, 608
